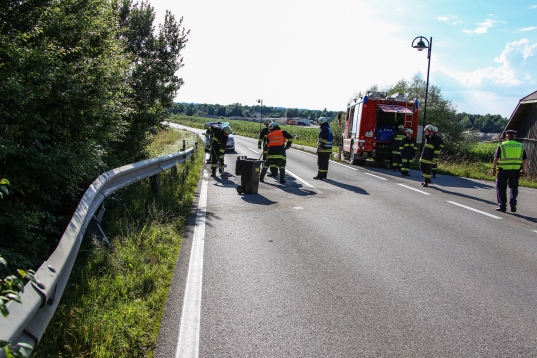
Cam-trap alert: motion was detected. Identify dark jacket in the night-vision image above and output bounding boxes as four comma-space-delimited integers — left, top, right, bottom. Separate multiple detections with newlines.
400, 136, 416, 159
420, 134, 442, 164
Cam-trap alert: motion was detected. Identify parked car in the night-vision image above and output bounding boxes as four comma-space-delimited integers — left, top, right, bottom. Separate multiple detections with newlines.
204, 122, 235, 152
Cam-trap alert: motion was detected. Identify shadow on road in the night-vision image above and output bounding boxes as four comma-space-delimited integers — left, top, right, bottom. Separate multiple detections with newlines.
260, 176, 318, 197
323, 179, 369, 195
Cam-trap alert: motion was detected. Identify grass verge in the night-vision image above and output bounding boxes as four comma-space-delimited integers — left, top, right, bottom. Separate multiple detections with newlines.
32, 128, 203, 357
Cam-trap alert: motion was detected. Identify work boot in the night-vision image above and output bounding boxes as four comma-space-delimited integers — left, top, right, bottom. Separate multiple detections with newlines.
496, 207, 506, 212
259, 167, 268, 183
211, 170, 216, 176
323, 173, 327, 180
313, 173, 323, 180
279, 168, 286, 184
510, 205, 516, 213
421, 182, 428, 187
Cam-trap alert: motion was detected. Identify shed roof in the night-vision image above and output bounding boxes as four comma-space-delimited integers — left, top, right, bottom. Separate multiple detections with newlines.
505, 89, 537, 137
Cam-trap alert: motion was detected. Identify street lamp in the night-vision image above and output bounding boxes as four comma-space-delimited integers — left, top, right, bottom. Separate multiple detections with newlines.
411, 36, 432, 148
257, 99, 263, 131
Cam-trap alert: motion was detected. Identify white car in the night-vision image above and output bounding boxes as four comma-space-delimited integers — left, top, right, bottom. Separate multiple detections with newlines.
204, 122, 235, 153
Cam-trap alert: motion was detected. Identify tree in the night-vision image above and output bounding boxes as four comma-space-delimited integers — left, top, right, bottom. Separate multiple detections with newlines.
113, 0, 189, 166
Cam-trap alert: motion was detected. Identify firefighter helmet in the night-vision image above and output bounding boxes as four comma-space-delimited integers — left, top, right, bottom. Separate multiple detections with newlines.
405, 129, 413, 134
318, 117, 328, 124
222, 125, 232, 135
264, 118, 272, 124
432, 126, 438, 133
204, 123, 211, 129
398, 125, 404, 130
424, 124, 434, 131
268, 122, 279, 131
505, 129, 517, 134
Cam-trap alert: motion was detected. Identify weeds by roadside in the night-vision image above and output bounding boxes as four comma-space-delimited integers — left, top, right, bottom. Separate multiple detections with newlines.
32, 128, 203, 357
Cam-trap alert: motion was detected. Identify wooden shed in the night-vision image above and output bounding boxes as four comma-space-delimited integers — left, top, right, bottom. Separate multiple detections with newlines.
505, 90, 537, 176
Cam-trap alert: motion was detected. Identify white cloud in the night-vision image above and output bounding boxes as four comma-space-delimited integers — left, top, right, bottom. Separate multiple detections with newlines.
463, 19, 495, 34
530, 5, 537, 9
517, 27, 537, 32
437, 16, 449, 22
445, 39, 537, 88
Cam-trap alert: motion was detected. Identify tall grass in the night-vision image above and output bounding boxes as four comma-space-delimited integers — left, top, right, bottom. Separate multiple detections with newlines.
33, 128, 204, 357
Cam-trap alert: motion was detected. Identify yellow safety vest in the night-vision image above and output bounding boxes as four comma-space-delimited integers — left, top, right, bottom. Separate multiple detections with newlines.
497, 140, 524, 170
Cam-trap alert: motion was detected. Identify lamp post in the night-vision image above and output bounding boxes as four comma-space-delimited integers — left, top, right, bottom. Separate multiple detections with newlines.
411, 36, 432, 149
257, 99, 263, 131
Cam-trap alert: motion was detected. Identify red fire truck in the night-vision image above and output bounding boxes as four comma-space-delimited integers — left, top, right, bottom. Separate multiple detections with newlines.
342, 92, 420, 166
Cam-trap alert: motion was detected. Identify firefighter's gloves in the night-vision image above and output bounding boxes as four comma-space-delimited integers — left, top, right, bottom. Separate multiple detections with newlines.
258, 143, 262, 149
285, 144, 291, 150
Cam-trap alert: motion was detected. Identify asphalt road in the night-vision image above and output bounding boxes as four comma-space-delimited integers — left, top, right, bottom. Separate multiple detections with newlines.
156, 125, 537, 357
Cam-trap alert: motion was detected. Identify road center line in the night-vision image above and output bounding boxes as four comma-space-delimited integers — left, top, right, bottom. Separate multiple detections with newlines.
176, 169, 208, 357
365, 172, 387, 180
398, 183, 431, 195
248, 147, 260, 154
447, 201, 502, 219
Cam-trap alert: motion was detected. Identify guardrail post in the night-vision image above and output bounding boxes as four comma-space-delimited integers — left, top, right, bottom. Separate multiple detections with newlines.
150, 175, 161, 193
194, 142, 198, 155
86, 204, 110, 247
183, 140, 186, 151
339, 146, 342, 161
171, 164, 177, 175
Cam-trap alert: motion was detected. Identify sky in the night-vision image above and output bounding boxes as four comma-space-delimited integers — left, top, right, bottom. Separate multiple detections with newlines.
148, 0, 537, 118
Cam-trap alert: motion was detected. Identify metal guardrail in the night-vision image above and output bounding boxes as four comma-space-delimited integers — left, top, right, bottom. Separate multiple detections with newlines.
0, 146, 195, 356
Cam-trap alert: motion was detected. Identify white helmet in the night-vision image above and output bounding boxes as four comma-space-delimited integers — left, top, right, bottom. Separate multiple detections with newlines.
424, 124, 434, 131
318, 117, 328, 124
268, 122, 279, 130
222, 125, 232, 135
264, 118, 272, 124
405, 128, 413, 134
204, 123, 211, 129
432, 126, 438, 133
398, 124, 404, 130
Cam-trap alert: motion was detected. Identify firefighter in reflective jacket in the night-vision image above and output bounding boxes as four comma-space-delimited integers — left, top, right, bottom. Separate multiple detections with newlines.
258, 118, 278, 177
392, 124, 406, 171
314, 117, 333, 180
206, 124, 231, 176
419, 124, 442, 187
492, 129, 527, 213
399, 128, 416, 177
431, 126, 444, 178
260, 122, 293, 184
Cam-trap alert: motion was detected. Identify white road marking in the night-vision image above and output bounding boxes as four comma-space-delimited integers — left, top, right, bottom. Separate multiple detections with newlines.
533, 230, 537, 234
285, 169, 323, 194
331, 161, 359, 170
447, 201, 502, 219
248, 147, 260, 154
176, 170, 208, 358
365, 172, 387, 180
397, 184, 431, 195
294, 206, 305, 210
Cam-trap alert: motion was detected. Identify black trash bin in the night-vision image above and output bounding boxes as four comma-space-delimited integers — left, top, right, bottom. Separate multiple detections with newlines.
235, 155, 246, 175
236, 158, 263, 194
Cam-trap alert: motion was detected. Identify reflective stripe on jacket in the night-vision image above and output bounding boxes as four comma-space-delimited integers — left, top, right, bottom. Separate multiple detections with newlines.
498, 140, 524, 170
420, 135, 442, 164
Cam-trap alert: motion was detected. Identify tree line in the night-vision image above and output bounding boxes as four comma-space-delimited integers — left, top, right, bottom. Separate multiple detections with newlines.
170, 102, 339, 122
0, 0, 189, 271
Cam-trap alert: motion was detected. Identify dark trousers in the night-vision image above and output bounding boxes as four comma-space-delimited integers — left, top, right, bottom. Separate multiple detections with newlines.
392, 152, 401, 169
210, 143, 224, 174
496, 169, 520, 208
262, 151, 278, 176
420, 162, 432, 183
317, 152, 330, 178
401, 156, 412, 173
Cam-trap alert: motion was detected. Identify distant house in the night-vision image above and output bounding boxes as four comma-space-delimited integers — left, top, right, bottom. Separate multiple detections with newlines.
286, 117, 311, 126
505, 90, 537, 176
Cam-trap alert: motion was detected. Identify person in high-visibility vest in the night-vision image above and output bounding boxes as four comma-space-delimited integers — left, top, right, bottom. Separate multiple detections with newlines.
206, 124, 231, 176
260, 122, 293, 184
391, 124, 406, 172
492, 129, 527, 213
314, 117, 333, 180
399, 128, 416, 177
258, 119, 278, 177
419, 124, 442, 187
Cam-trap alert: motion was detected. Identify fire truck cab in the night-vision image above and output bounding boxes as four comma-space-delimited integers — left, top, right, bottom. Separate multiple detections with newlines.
342, 92, 420, 166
